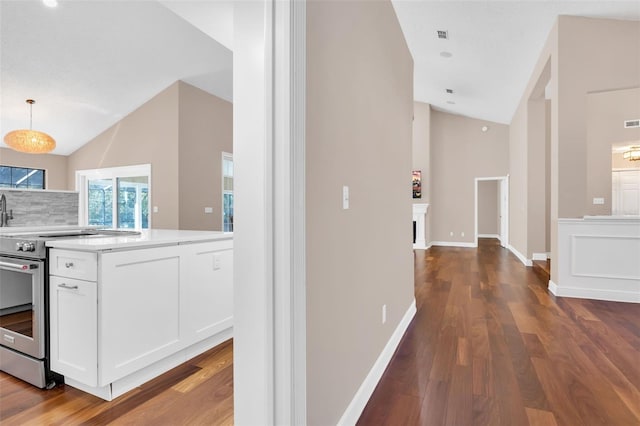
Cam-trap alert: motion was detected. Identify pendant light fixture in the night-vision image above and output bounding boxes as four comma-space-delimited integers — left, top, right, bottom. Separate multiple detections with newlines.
3, 99, 56, 154
623, 146, 640, 161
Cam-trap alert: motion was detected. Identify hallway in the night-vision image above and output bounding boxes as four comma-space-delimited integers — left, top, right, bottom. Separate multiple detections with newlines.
358, 239, 640, 425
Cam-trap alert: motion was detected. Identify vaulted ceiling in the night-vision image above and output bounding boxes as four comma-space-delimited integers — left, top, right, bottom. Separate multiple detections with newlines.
1, 1, 638, 156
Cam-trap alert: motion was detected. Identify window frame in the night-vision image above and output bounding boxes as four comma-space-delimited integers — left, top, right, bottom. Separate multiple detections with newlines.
222, 152, 233, 232
76, 164, 151, 229
0, 165, 46, 189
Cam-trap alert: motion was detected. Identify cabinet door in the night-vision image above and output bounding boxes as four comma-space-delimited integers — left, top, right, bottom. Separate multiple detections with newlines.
49, 276, 97, 386
180, 240, 233, 345
99, 246, 181, 385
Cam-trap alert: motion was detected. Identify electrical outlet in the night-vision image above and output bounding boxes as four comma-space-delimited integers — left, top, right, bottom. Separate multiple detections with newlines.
213, 254, 221, 270
461, 232, 465, 237
382, 304, 387, 324
449, 231, 454, 237
153, 206, 159, 213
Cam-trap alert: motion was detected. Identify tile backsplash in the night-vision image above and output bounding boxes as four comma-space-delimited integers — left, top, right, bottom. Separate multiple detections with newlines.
0, 189, 79, 227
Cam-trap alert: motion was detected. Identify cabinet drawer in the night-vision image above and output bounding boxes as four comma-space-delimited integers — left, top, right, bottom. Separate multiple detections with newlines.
49, 249, 97, 281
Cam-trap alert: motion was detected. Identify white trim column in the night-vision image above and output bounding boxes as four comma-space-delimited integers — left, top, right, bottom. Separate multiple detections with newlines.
233, 1, 306, 425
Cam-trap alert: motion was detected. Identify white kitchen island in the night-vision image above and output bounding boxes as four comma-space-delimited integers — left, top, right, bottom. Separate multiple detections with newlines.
46, 230, 233, 400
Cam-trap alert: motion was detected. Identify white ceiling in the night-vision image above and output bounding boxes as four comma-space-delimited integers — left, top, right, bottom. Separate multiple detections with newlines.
1, 1, 639, 156
0, 0, 232, 155
391, 0, 640, 124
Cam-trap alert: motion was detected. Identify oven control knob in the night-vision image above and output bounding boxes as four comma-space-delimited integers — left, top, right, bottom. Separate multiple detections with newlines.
16, 241, 35, 252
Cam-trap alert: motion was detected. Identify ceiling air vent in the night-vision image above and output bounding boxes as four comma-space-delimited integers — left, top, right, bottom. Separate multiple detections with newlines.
437, 30, 448, 40
446, 88, 454, 94
624, 119, 640, 128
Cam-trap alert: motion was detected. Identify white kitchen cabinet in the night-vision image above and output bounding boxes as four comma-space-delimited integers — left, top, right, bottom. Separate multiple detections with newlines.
180, 240, 233, 346
99, 246, 182, 385
47, 238, 233, 400
49, 275, 98, 386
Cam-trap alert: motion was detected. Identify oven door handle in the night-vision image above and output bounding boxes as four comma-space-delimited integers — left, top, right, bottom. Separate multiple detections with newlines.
0, 261, 37, 270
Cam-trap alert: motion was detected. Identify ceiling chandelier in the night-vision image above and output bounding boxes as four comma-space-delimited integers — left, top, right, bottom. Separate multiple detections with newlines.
3, 99, 56, 154
623, 146, 640, 161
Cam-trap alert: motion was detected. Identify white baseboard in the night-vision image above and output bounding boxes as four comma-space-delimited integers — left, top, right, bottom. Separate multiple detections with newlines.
412, 242, 431, 250
478, 234, 500, 239
63, 328, 233, 401
508, 244, 532, 266
532, 252, 549, 261
548, 280, 639, 303
337, 299, 417, 426
430, 241, 477, 248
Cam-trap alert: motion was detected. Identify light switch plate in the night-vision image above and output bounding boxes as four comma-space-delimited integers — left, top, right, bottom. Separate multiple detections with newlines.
153, 206, 159, 213
593, 197, 605, 205
204, 207, 213, 214
342, 186, 349, 209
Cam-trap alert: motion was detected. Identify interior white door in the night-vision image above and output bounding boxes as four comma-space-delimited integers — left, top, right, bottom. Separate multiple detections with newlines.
613, 170, 640, 215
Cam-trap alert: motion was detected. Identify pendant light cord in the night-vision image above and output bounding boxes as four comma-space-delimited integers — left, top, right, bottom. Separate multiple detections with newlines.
26, 99, 35, 130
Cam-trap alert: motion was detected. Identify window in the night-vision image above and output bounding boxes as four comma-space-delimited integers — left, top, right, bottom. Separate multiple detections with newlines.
77, 164, 150, 229
0, 165, 45, 189
222, 153, 233, 232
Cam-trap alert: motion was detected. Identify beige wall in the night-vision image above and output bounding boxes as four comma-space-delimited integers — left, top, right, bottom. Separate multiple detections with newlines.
586, 87, 640, 215
413, 101, 431, 240
0, 148, 68, 190
68, 82, 180, 229
557, 17, 640, 218
430, 110, 509, 243
509, 101, 530, 255
306, 1, 414, 424
178, 81, 233, 230
67, 81, 232, 230
509, 16, 639, 281
413, 101, 431, 203
478, 180, 499, 235
527, 98, 548, 257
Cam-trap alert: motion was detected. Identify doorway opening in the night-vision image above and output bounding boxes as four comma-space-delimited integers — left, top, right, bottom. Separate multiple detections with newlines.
474, 176, 509, 248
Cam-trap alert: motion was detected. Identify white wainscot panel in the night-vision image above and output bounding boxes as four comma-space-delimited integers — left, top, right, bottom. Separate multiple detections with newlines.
554, 217, 640, 303
571, 235, 640, 280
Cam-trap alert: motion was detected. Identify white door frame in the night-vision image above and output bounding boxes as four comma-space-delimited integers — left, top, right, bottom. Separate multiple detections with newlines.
233, 1, 306, 425
474, 176, 509, 247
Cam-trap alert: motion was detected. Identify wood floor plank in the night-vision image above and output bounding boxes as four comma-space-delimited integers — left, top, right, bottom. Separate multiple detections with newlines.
525, 407, 558, 426
358, 239, 640, 426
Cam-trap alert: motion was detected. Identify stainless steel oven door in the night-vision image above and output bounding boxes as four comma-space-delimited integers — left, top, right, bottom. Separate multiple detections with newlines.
0, 256, 45, 359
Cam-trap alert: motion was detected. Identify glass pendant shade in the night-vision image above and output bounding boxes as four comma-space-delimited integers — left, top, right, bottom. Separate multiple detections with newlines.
3, 99, 56, 154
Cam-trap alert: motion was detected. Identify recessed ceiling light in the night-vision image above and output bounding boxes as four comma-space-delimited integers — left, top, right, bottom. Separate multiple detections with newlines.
445, 88, 454, 94
482, 126, 489, 132
446, 100, 456, 105
440, 51, 453, 58
437, 30, 448, 40
43, 0, 58, 7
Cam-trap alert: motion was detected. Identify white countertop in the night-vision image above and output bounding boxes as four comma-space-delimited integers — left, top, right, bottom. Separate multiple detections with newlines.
45, 229, 232, 252
0, 225, 97, 235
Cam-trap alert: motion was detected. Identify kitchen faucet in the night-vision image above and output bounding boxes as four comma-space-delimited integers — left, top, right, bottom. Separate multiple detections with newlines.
0, 193, 13, 227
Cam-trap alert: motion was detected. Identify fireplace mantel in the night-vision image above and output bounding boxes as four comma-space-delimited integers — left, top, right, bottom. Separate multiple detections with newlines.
413, 203, 429, 249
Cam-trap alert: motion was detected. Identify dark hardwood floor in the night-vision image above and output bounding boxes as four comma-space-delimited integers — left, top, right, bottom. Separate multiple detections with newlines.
358, 238, 640, 426
1, 239, 638, 425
